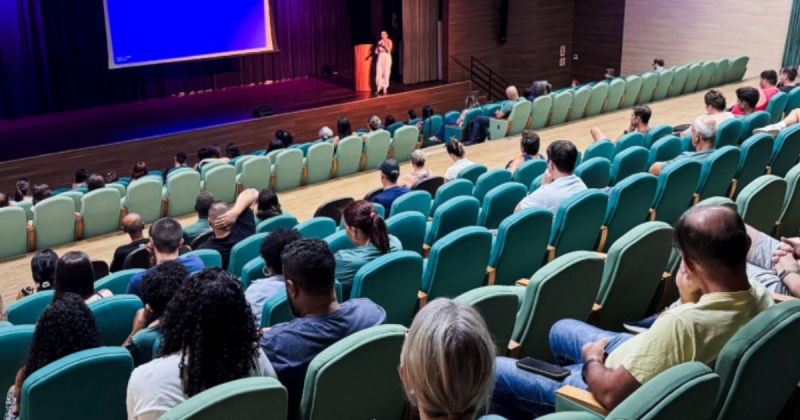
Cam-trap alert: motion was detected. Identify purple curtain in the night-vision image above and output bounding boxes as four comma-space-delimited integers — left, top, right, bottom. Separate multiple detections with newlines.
0, 0, 354, 120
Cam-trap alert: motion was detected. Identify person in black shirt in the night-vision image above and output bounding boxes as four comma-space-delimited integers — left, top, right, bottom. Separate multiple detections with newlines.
110, 213, 149, 272
198, 188, 258, 269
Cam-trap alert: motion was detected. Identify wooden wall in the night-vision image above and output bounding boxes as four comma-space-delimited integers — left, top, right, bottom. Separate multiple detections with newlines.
620, 0, 791, 78
571, 0, 626, 84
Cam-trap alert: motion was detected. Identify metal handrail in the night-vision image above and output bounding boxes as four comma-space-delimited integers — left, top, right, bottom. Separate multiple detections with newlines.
449, 56, 510, 102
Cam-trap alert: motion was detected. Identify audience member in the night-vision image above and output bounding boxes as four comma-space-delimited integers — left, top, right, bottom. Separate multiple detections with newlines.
528, 80, 551, 101
4, 293, 101, 420
398, 149, 435, 189
734, 87, 759, 116
745, 226, 800, 297
652, 57, 665, 74
414, 105, 434, 130
14, 178, 31, 202
255, 188, 282, 222
182, 191, 215, 244
444, 140, 475, 182
173, 152, 188, 168
198, 188, 258, 269
131, 162, 148, 183
196, 144, 232, 168
127, 218, 204, 295
267, 138, 286, 154
649, 115, 717, 176
225, 142, 241, 159
677, 90, 734, 137
260, 239, 385, 418
522, 86, 533, 101
385, 114, 397, 127
110, 213, 149, 272
779, 67, 798, 93
604, 68, 616, 80
208, 144, 222, 159
105, 170, 119, 184
330, 117, 353, 148
85, 174, 105, 192
0, 192, 9, 208
360, 115, 384, 140
276, 130, 294, 148
590, 105, 651, 143
245, 228, 303, 324
127, 268, 276, 419
319, 126, 334, 141
732, 70, 781, 116
491, 205, 771, 418
400, 299, 495, 420
72, 169, 88, 189
123, 260, 189, 366
54, 251, 112, 303
16, 249, 57, 299
470, 86, 522, 144
197, 147, 211, 162
507, 130, 545, 177
371, 159, 410, 217
407, 109, 417, 123
515, 140, 585, 214
31, 183, 51, 208
430, 94, 480, 143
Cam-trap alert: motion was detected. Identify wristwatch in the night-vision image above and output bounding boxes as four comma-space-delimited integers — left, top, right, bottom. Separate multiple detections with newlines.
581, 358, 603, 383
779, 269, 800, 282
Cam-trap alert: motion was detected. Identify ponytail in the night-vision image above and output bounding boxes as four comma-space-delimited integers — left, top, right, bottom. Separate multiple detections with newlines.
343, 200, 391, 254
446, 139, 465, 159
370, 212, 390, 254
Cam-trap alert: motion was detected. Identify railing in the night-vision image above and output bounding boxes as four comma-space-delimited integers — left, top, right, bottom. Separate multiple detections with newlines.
450, 56, 510, 102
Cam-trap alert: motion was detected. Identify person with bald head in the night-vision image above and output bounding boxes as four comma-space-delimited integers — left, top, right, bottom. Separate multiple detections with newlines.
491, 205, 772, 418
198, 188, 258, 269
649, 115, 718, 176
110, 213, 150, 272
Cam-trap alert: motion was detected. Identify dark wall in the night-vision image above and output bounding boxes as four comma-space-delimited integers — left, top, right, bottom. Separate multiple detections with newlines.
572, 0, 626, 84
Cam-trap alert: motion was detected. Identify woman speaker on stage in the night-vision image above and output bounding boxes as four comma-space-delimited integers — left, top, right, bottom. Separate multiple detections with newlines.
375, 31, 393, 95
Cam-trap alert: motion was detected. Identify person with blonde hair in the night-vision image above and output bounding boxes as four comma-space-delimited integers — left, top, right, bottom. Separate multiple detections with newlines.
361, 115, 384, 140
400, 299, 495, 420
398, 149, 435, 188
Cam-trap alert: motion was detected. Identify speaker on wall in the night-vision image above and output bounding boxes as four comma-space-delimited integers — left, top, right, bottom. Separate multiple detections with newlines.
499, 0, 509, 43
252, 105, 274, 118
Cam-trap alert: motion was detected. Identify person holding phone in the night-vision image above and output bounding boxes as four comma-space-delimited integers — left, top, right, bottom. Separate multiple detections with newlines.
375, 31, 393, 95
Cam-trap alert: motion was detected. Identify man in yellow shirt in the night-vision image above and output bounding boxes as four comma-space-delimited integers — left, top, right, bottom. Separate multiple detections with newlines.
491, 206, 773, 419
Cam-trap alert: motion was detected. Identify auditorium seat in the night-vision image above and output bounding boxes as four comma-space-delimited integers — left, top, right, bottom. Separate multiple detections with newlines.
5, 290, 54, 325
424, 196, 480, 248
713, 58, 730, 87
530, 95, 553, 130
389, 125, 419, 162
612, 132, 645, 159
732, 135, 773, 199
233, 154, 255, 173
473, 169, 512, 205
228, 233, 268, 280
488, 207, 552, 286
0, 325, 34, 418
351, 251, 422, 325
324, 230, 355, 254
94, 269, 144, 295
256, 214, 299, 234
181, 249, 222, 269
413, 176, 445, 200
512, 159, 547, 189
769, 124, 800, 177
599, 173, 658, 253
237, 156, 272, 192
390, 190, 431, 218
444, 108, 482, 144
637, 72, 658, 105
670, 65, 689, 97
60, 190, 84, 213
696, 146, 741, 201
604, 78, 625, 113
681, 131, 696, 152
260, 291, 292, 328
333, 136, 363, 178
726, 55, 749, 83
779, 163, 800, 237
160, 377, 287, 420
0, 206, 28, 260
568, 86, 591, 122
202, 165, 236, 204
32, 196, 76, 250
265, 148, 285, 166
766, 92, 789, 124
489, 100, 532, 140
651, 158, 701, 222
482, 104, 501, 116
295, 217, 336, 239
421, 226, 492, 301
78, 188, 121, 240
647, 136, 682, 167
106, 182, 126, 198
644, 124, 672, 149
163, 171, 201, 218
735, 175, 786, 234
609, 146, 648, 186
620, 75, 642, 109
198, 162, 226, 179
385, 121, 405, 137
548, 190, 608, 262
361, 130, 391, 171
419, 115, 443, 148
386, 211, 427, 255
478, 183, 527, 230
530, 174, 543, 192
304, 142, 334, 185
457, 164, 488, 185
684, 62, 704, 94
272, 148, 304, 192
15, 200, 34, 222
575, 158, 611, 189
739, 111, 771, 143
697, 61, 717, 91
549, 91, 573, 125
455, 286, 519, 355
586, 83, 608, 117
713, 118, 744, 150
785, 87, 800, 115
88, 294, 143, 346
653, 68, 674, 101
583, 140, 614, 162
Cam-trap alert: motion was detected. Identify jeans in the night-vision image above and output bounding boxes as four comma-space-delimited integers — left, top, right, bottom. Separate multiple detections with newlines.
435, 117, 459, 140
470, 115, 491, 142
491, 319, 633, 419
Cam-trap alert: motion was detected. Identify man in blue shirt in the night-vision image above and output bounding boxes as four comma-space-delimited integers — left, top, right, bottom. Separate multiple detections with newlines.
370, 159, 410, 218
469, 85, 522, 143
260, 239, 385, 419
126, 217, 205, 296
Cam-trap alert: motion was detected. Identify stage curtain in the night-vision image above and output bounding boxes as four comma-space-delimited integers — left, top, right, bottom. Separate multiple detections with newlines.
784, 0, 800, 67
402, 0, 439, 84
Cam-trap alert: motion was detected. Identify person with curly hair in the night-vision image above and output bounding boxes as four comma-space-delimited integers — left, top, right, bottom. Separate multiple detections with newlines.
127, 268, 276, 419
245, 228, 303, 325
124, 260, 190, 367
53, 251, 112, 304
5, 293, 102, 419
16, 249, 58, 299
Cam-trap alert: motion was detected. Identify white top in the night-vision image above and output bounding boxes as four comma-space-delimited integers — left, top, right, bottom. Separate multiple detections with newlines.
444, 158, 475, 181
518, 175, 588, 215
126, 349, 277, 420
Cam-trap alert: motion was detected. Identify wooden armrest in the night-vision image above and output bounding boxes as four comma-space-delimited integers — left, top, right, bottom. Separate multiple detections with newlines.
556, 386, 610, 416
692, 193, 700, 205
592, 303, 603, 312
656, 271, 675, 312
594, 252, 607, 259
120, 206, 128, 218
331, 160, 338, 178
648, 208, 656, 221
728, 179, 738, 199
547, 245, 556, 262
417, 291, 428, 308
516, 279, 530, 287
75, 214, 83, 241
161, 197, 169, 218
487, 266, 496, 285
301, 167, 308, 186
589, 303, 603, 326
773, 292, 799, 302
388, 146, 395, 159
596, 226, 608, 252
772, 221, 781, 238
423, 244, 431, 258
359, 153, 367, 171
507, 340, 521, 358
766, 166, 772, 175
27, 224, 35, 252
270, 173, 277, 190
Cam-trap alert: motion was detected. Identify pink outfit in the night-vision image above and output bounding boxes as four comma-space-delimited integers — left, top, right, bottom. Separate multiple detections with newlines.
733, 87, 780, 115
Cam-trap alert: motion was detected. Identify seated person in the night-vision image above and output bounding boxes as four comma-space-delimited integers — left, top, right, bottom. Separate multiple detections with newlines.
360, 115, 384, 140
414, 105, 434, 130
4, 294, 101, 420
515, 140, 586, 215
528, 80, 551, 101
330, 117, 353, 148
195, 144, 231, 168
255, 188, 282, 223
14, 178, 32, 202
182, 191, 215, 244
603, 68, 616, 80
733, 86, 759, 117
260, 239, 386, 419
127, 268, 276, 419
469, 86, 522, 143
397, 149, 435, 189
732, 70, 781, 116
54, 251, 112, 304
72, 168, 88, 189
105, 170, 119, 184
245, 228, 303, 325
649, 115, 717, 176
779, 67, 798, 93
17, 249, 57, 299
123, 260, 189, 366
319, 126, 334, 141
27, 183, 51, 223
491, 205, 772, 419
198, 188, 258, 269
745, 225, 800, 297
677, 90, 734, 137
400, 299, 495, 420
226, 142, 240, 159
407, 109, 417, 124
276, 130, 294, 148
506, 130, 545, 177
429, 94, 480, 143
335, 200, 402, 297
384, 114, 396, 127
443, 140, 475, 182
652, 57, 665, 74
110, 213, 149, 272
755, 102, 800, 137
130, 162, 148, 183
127, 218, 204, 296
590, 105, 651, 143
165, 152, 188, 177
370, 159, 410, 217
266, 138, 285, 154
85, 174, 105, 192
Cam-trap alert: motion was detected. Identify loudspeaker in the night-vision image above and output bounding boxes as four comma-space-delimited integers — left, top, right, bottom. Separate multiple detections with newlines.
252, 105, 274, 118
499, 0, 509, 43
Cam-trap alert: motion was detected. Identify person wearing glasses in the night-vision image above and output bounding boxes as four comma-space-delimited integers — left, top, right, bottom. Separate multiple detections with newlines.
244, 228, 304, 325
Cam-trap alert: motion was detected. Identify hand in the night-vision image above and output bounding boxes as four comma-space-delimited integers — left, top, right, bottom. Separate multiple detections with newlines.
495, 111, 504, 119
542, 169, 554, 185
773, 252, 800, 274
676, 269, 702, 303
132, 306, 154, 330
214, 209, 239, 230
582, 337, 609, 362
779, 237, 800, 259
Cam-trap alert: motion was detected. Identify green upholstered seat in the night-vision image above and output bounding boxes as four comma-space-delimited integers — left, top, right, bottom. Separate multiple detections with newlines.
160, 377, 287, 420
575, 158, 611, 189
684, 63, 704, 94
513, 251, 604, 360
457, 164, 488, 184
770, 124, 800, 177
239, 257, 266, 290
696, 146, 741, 201
456, 286, 519, 354
429, 178, 473, 216
647, 136, 682, 167
390, 126, 419, 162
779, 163, 800, 237
167, 167, 194, 180
422, 226, 492, 300
609, 146, 648, 186
94, 269, 144, 295
713, 58, 730, 86
164, 171, 201, 218
264, 149, 285, 166
351, 251, 422, 326
19, 347, 133, 420
715, 118, 744, 149
386, 121, 405, 137
445, 108, 483, 143
482, 104, 501, 116
199, 162, 227, 178
653, 68, 674, 100
88, 295, 143, 346
390, 190, 431, 219
233, 155, 255, 174
604, 78, 625, 113
601, 173, 658, 253
489, 100, 532, 140
261, 290, 292, 328
489, 208, 552, 286
0, 325, 35, 418
479, 183, 528, 230
80, 188, 121, 239
298, 325, 406, 420
621, 75, 642, 108
644, 124, 672, 149
766, 92, 789, 124
586, 83, 609, 117
256, 214, 298, 234
425, 196, 480, 246
569, 87, 591, 121
32, 196, 76, 250
15, 200, 34, 222
652, 159, 702, 225
740, 111, 771, 143
726, 55, 749, 83
5, 291, 54, 325
735, 175, 786, 234
530, 95, 553, 130
386, 211, 427, 255
202, 165, 236, 204
785, 87, 800, 114
549, 190, 608, 260
181, 249, 222, 269
362, 130, 391, 171
419, 115, 443, 148
583, 141, 614, 162
273, 149, 304, 192
295, 217, 336, 239
697, 61, 717, 90
637, 72, 659, 105
0, 207, 29, 260
513, 159, 547, 188
550, 91, 573, 125
60, 191, 84, 213
123, 178, 164, 224
228, 233, 268, 280
474, 169, 512, 205
105, 183, 126, 199
670, 66, 689, 97
612, 132, 645, 159
333, 135, 363, 178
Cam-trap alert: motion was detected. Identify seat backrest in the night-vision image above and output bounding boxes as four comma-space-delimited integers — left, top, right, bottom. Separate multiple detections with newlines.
612, 132, 646, 159
766, 91, 789, 124
713, 58, 730, 87
513, 159, 547, 188
780, 163, 800, 237
160, 377, 287, 420
583, 140, 614, 162
239, 156, 272, 191
482, 104, 501, 116
105, 182, 126, 199
652, 159, 703, 225
785, 87, 800, 114
238, 257, 266, 290
5, 291, 55, 325
610, 146, 649, 186
80, 188, 122, 239
550, 190, 609, 259
385, 211, 426, 255
645, 124, 673, 149
304, 142, 335, 185
233, 154, 256, 174
363, 130, 391, 171
390, 190, 431, 218
314, 197, 354, 224
299, 325, 406, 420
426, 196, 481, 246
550, 91, 573, 125
455, 286, 519, 355
462, 108, 484, 128
274, 148, 304, 192
696, 146, 741, 200
412, 176, 445, 198
19, 347, 133, 420
574, 158, 611, 189
569, 86, 591, 121
165, 171, 202, 218
508, 100, 533, 136
32, 196, 76, 250
473, 169, 512, 205
670, 66, 689, 97
88, 295, 144, 346
333, 135, 363, 178
386, 121, 406, 137
199, 161, 227, 178
422, 227, 492, 300
605, 78, 626, 113
586, 83, 609, 117
489, 208, 552, 286
714, 118, 744, 149
602, 173, 659, 252
15, 200, 34, 222
513, 252, 604, 360
59, 191, 84, 213
457, 164, 489, 184
735, 175, 787, 234
770, 123, 800, 177
122, 246, 152, 270
228, 233, 268, 280
264, 148, 286, 165
0, 207, 28, 260
697, 61, 717, 90
351, 251, 422, 326
203, 165, 236, 204
530, 95, 553, 129
256, 214, 299, 234
0, 325, 35, 417
621, 75, 643, 108
391, 126, 420, 162
684, 63, 704, 93
181, 249, 223, 269
648, 135, 683, 167
295, 217, 337, 239
479, 183, 528, 230
740, 111, 771, 143
94, 269, 144, 295
429, 178, 473, 215
654, 68, 674, 100
638, 72, 659, 104
123, 178, 164, 225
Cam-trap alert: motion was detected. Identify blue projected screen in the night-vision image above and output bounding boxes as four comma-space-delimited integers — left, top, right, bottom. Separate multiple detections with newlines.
103, 0, 275, 69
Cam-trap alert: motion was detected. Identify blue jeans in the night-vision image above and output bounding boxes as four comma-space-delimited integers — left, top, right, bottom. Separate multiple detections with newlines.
491, 319, 633, 419
435, 117, 459, 140
470, 115, 491, 142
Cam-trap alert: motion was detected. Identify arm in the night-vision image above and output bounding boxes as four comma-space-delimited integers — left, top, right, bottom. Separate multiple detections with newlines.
648, 162, 662, 176
215, 188, 258, 229
456, 110, 468, 125
508, 156, 524, 177
582, 339, 642, 410
122, 306, 154, 347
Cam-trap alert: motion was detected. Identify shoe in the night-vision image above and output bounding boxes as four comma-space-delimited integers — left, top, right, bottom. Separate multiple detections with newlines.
623, 313, 661, 333
753, 123, 784, 137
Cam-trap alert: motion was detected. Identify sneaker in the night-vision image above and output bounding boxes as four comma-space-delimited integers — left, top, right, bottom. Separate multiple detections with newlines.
753, 123, 784, 137
623, 313, 661, 333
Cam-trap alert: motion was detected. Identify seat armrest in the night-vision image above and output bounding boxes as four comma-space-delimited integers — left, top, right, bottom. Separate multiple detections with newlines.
75, 214, 83, 241
555, 386, 610, 416
487, 266, 496, 285
596, 226, 608, 252
507, 340, 520, 358
417, 291, 428, 308
27, 224, 35, 252
547, 245, 556, 262
516, 279, 530, 287
648, 208, 656, 221
488, 118, 511, 140
423, 244, 431, 258
594, 252, 607, 259
161, 197, 169, 218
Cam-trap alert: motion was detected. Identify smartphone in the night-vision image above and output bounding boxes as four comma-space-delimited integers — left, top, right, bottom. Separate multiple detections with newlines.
516, 357, 570, 381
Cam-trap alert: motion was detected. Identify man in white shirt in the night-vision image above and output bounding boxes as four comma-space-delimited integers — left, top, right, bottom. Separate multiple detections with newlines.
515, 140, 586, 214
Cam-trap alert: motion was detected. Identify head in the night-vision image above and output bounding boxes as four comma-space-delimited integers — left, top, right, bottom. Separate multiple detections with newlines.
15, 178, 31, 201
780, 67, 798, 85
158, 268, 260, 397
225, 143, 240, 159
343, 200, 390, 252
400, 299, 495, 420
385, 115, 397, 127
267, 138, 286, 153
465, 94, 480, 109
74, 169, 88, 184
197, 147, 210, 161
208, 202, 233, 236
121, 212, 145, 239
140, 260, 189, 320
735, 87, 759, 114
149, 217, 184, 256
446, 139, 465, 160
32, 183, 51, 206
604, 68, 615, 79
337, 117, 353, 138
546, 140, 579, 176
319, 126, 334, 140
760, 70, 778, 88
105, 170, 119, 183
132, 161, 148, 180
30, 249, 58, 291
522, 87, 533, 99
208, 144, 222, 159
421, 105, 434, 120
505, 86, 519, 100
631, 105, 652, 128
175, 152, 187, 165
276, 130, 294, 147
86, 174, 105, 192
259, 228, 303, 276
653, 57, 665, 69
531, 80, 550, 98
0, 193, 8, 208
520, 130, 541, 156
410, 149, 427, 170
368, 115, 382, 131
53, 251, 95, 300
281, 239, 337, 317
381, 30, 388, 40
256, 189, 282, 220
379, 159, 401, 187
408, 109, 417, 120
691, 115, 718, 150
704, 90, 727, 113
195, 191, 215, 220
